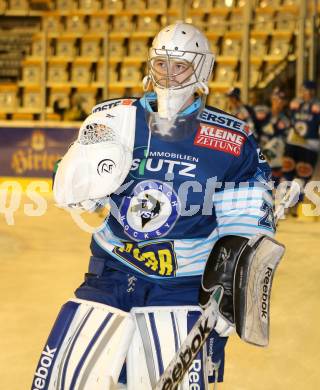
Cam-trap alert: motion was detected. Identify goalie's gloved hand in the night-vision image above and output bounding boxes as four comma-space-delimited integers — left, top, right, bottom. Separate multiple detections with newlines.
53, 105, 136, 208
199, 236, 249, 337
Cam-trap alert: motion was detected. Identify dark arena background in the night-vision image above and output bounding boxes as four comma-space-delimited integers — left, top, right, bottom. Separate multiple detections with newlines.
0, 1, 319, 389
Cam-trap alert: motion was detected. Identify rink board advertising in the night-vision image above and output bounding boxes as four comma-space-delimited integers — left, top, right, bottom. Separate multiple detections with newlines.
0, 126, 78, 178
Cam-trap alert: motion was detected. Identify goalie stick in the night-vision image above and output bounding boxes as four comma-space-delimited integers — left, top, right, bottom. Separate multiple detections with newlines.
154, 183, 300, 390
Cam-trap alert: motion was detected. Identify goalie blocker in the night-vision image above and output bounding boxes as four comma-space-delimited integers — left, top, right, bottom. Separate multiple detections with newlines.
199, 235, 285, 346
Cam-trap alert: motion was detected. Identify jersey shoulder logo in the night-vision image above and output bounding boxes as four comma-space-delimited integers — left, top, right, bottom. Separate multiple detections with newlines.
194, 123, 246, 157
200, 106, 249, 136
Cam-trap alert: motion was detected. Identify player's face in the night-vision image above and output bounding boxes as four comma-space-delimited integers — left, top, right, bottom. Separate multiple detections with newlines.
271, 96, 285, 111
301, 87, 314, 101
151, 57, 194, 88
228, 96, 238, 109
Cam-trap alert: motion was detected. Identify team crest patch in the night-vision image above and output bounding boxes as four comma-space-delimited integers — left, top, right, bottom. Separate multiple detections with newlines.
194, 124, 245, 156
120, 180, 180, 241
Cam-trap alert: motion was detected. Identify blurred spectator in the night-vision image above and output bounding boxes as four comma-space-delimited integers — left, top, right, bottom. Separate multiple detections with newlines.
282, 80, 320, 216
64, 94, 88, 121
254, 87, 290, 186
53, 97, 67, 120
226, 87, 257, 136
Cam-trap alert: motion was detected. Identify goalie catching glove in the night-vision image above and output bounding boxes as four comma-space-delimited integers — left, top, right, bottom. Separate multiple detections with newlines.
53, 105, 136, 210
199, 235, 285, 346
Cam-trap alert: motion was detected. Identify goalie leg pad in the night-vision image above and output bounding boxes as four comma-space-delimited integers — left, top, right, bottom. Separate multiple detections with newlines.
32, 298, 135, 390
234, 235, 285, 346
127, 306, 210, 390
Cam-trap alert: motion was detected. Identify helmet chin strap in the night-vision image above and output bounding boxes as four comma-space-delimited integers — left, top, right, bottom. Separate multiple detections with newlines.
142, 75, 152, 91
198, 81, 209, 95
154, 84, 198, 120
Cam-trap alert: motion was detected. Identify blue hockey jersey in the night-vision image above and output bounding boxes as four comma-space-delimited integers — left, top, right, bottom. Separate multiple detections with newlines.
87, 96, 275, 282
254, 105, 290, 147
286, 98, 320, 151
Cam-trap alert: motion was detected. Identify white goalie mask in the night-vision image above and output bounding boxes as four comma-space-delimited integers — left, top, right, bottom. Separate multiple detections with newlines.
143, 22, 215, 121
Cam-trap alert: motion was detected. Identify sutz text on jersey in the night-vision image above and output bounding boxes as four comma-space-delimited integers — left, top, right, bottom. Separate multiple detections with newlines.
131, 157, 197, 178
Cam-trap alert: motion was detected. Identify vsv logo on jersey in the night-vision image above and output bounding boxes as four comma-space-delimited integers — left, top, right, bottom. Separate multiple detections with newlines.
194, 124, 245, 156
113, 240, 177, 276
120, 180, 180, 241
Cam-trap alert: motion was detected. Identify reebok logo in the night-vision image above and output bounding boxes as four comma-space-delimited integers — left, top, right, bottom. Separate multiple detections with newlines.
161, 318, 211, 390
261, 267, 273, 321
215, 246, 231, 272
32, 345, 57, 390
188, 359, 202, 389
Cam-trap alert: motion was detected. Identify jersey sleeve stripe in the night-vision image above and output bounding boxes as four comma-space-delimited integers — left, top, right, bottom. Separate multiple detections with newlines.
213, 196, 271, 205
